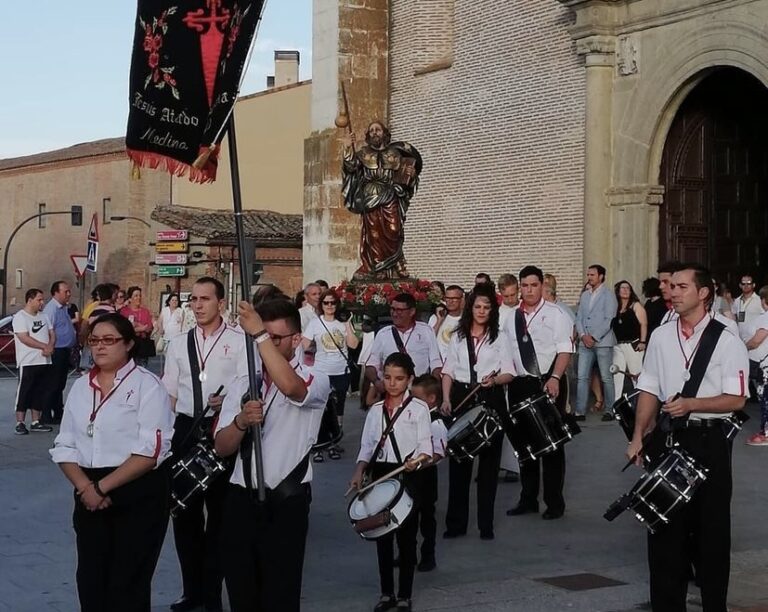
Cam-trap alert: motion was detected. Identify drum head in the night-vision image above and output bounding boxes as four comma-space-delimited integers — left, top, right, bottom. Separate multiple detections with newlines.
447, 406, 483, 441
349, 479, 402, 520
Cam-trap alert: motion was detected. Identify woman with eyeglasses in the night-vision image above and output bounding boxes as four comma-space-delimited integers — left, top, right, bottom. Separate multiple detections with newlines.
302, 289, 359, 460
50, 313, 174, 611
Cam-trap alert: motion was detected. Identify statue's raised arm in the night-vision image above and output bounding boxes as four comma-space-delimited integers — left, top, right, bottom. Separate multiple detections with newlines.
342, 121, 422, 280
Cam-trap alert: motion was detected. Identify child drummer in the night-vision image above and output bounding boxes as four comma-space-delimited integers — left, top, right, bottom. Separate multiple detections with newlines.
350, 353, 432, 612
410, 374, 448, 573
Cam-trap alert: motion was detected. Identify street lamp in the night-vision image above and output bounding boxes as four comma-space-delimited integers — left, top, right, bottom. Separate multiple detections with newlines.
110, 215, 151, 228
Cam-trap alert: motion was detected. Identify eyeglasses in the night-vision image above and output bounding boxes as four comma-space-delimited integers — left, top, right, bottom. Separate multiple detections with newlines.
116, 294, 125, 299
444, 296, 463, 301
390, 306, 412, 313
87, 336, 124, 347
322, 301, 338, 306
741, 282, 754, 286
269, 332, 297, 343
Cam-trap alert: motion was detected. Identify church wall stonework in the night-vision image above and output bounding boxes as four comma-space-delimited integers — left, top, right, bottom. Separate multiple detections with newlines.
389, 0, 587, 300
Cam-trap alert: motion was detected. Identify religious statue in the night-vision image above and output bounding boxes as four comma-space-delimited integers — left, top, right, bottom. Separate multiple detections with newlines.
341, 121, 423, 279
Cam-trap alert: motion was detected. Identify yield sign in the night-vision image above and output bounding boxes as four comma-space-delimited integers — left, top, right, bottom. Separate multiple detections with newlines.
88, 213, 99, 242
70, 255, 88, 278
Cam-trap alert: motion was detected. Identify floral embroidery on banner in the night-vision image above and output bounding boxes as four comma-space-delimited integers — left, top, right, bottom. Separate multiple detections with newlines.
221, 3, 251, 74
139, 7, 180, 99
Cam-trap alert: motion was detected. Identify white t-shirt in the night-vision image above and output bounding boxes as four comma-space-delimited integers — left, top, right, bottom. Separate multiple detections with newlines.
731, 293, 764, 341
300, 304, 317, 332
748, 310, 768, 363
427, 313, 461, 362
160, 306, 184, 340
303, 317, 349, 376
13, 309, 53, 367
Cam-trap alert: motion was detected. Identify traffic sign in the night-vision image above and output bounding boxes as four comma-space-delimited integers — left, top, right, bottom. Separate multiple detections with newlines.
157, 265, 186, 277
155, 253, 188, 265
155, 241, 189, 253
86, 240, 98, 273
70, 254, 88, 278
157, 230, 188, 241
88, 213, 99, 242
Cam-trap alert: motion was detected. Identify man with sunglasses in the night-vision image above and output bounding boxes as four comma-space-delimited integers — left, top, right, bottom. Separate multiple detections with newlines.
365, 292, 442, 404
162, 277, 248, 612
215, 298, 330, 612
731, 274, 764, 342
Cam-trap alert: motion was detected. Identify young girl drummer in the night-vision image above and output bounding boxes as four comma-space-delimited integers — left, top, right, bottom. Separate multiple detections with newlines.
349, 352, 432, 612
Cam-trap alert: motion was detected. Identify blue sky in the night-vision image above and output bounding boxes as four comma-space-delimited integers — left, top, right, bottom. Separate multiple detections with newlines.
0, 1, 312, 158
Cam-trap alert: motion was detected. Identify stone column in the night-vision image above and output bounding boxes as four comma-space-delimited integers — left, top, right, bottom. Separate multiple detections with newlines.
303, 0, 390, 284
577, 36, 615, 272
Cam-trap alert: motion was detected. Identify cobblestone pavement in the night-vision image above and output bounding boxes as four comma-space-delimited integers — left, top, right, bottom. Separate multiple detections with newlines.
1, 372, 766, 611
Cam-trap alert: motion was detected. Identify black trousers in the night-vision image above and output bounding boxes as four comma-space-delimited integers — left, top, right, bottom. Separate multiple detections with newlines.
221, 483, 311, 612
509, 376, 567, 512
171, 414, 232, 606
416, 466, 438, 561
371, 463, 423, 600
74, 467, 169, 612
445, 384, 504, 535
45, 347, 70, 422
648, 427, 732, 612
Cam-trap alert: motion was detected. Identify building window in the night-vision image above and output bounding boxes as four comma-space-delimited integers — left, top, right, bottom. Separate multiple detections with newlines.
38, 203, 46, 228
15, 269, 22, 289
103, 197, 111, 223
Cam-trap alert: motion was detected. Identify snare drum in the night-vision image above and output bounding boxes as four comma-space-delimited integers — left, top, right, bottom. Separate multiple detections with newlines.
170, 442, 227, 516
446, 404, 503, 463
505, 393, 572, 463
611, 392, 638, 441
625, 448, 707, 533
348, 478, 414, 540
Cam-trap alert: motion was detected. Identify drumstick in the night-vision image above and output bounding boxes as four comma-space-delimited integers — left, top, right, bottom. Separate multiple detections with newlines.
450, 370, 500, 415
348, 455, 425, 498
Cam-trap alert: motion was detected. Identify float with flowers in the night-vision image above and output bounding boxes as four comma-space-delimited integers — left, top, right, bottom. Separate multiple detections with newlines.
331, 279, 443, 320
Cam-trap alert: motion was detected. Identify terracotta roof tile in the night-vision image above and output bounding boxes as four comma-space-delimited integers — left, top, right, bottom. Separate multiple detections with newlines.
0, 138, 125, 172
151, 204, 302, 246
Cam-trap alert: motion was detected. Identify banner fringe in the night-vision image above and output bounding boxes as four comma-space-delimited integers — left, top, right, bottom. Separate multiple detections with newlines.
126, 149, 217, 184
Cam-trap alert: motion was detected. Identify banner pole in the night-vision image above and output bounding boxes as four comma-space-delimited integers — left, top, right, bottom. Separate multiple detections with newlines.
227, 113, 266, 502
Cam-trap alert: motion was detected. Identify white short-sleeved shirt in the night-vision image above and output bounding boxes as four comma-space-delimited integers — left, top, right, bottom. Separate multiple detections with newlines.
505, 300, 574, 376
637, 315, 749, 420
747, 310, 768, 363
160, 306, 184, 340
303, 317, 349, 376
357, 394, 433, 464
162, 320, 250, 417
216, 359, 330, 489
731, 294, 764, 333
442, 330, 516, 384
427, 313, 461, 361
430, 418, 448, 459
299, 304, 317, 332
12, 309, 53, 367
366, 322, 442, 378
50, 360, 175, 467
499, 304, 515, 333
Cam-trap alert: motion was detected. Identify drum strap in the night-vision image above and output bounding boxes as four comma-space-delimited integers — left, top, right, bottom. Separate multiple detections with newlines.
186, 329, 204, 419
383, 407, 404, 464
369, 396, 413, 470
514, 309, 541, 377
391, 326, 409, 355
465, 334, 478, 386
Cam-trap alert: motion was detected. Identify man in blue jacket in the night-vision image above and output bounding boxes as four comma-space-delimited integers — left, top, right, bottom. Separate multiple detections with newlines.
575, 265, 617, 421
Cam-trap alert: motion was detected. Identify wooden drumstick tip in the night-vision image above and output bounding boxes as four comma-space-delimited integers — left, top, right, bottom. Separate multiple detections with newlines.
344, 485, 356, 497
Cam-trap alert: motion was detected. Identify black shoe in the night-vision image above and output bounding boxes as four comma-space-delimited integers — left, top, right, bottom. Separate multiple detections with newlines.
373, 594, 397, 612
506, 503, 539, 516
170, 595, 202, 611
442, 529, 466, 539
503, 470, 519, 483
417, 557, 436, 572
542, 509, 564, 520
480, 530, 495, 540
574, 414, 586, 422
601, 413, 614, 422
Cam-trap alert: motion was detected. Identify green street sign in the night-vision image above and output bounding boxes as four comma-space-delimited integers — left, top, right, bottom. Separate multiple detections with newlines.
157, 265, 186, 277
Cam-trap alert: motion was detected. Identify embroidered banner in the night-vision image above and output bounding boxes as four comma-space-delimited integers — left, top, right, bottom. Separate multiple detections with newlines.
126, 0, 265, 183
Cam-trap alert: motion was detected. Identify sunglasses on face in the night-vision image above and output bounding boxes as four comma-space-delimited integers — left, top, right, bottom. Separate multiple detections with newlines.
322, 301, 338, 306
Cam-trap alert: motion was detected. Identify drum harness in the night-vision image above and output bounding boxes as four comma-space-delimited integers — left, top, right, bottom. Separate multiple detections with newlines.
605, 317, 732, 522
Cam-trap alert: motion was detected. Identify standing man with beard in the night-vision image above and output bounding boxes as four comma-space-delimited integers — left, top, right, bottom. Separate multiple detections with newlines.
162, 277, 248, 612
342, 121, 422, 279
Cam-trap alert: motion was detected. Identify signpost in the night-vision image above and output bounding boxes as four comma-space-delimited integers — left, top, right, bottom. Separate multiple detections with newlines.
70, 254, 88, 278
155, 253, 188, 265
155, 241, 189, 254
86, 214, 99, 272
157, 265, 186, 277
156, 230, 189, 241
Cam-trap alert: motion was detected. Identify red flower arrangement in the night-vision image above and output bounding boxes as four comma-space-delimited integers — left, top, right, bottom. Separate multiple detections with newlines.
332, 279, 442, 318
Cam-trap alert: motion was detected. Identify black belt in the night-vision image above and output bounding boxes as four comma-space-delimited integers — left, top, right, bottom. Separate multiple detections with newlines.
680, 418, 726, 429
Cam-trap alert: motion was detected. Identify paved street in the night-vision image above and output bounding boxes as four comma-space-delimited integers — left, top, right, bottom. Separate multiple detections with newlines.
1, 373, 767, 612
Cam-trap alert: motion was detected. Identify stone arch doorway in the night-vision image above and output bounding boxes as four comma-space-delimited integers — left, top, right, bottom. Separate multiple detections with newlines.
659, 68, 768, 287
